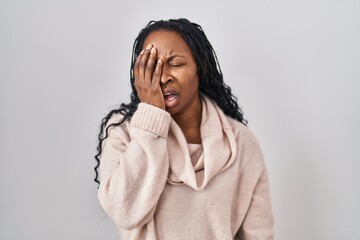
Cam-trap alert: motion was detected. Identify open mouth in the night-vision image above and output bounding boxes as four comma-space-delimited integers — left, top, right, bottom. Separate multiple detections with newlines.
164, 92, 177, 101
163, 89, 179, 108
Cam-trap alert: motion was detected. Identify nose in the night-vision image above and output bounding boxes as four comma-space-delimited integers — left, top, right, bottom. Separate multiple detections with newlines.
160, 66, 174, 85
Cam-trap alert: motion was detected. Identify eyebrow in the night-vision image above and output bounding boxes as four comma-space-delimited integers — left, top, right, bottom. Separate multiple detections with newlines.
165, 55, 185, 61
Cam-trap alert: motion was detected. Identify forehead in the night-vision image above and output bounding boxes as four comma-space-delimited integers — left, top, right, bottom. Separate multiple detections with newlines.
142, 30, 193, 57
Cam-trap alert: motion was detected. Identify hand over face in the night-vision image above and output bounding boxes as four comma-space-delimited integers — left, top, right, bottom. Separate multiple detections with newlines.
134, 44, 165, 110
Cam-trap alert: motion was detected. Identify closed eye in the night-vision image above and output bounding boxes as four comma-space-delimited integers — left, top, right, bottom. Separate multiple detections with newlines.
169, 62, 185, 67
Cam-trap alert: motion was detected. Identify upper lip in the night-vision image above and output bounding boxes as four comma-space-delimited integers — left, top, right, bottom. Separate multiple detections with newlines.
162, 87, 178, 96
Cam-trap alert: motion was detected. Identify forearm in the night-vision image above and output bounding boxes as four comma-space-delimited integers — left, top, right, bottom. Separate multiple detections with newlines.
98, 103, 171, 230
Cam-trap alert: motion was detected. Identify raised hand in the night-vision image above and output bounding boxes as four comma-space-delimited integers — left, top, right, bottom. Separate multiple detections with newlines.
134, 44, 165, 110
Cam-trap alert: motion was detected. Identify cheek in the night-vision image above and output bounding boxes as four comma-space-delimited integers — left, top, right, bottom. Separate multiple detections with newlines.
176, 71, 199, 88
174, 66, 198, 82
187, 70, 200, 89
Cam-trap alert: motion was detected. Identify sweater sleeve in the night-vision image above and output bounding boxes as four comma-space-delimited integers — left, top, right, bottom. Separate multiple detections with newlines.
97, 103, 171, 230
231, 126, 274, 240
237, 168, 274, 240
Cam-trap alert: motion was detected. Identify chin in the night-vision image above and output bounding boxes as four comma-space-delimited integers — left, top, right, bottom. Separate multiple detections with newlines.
166, 107, 178, 116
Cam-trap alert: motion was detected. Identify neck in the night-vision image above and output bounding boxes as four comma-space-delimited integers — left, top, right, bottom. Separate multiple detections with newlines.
172, 97, 202, 144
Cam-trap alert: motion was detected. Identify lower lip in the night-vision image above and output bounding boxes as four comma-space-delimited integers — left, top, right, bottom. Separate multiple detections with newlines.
164, 94, 179, 108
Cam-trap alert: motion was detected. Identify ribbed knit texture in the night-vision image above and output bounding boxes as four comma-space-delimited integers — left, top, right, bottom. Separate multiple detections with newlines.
98, 97, 274, 240
130, 103, 171, 138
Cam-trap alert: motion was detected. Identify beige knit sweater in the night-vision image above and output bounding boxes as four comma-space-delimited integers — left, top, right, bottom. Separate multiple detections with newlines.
98, 97, 274, 240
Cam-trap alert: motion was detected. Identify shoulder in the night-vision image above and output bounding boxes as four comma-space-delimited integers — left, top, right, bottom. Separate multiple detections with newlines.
226, 117, 258, 146
226, 116, 265, 168
103, 112, 131, 140
106, 112, 126, 126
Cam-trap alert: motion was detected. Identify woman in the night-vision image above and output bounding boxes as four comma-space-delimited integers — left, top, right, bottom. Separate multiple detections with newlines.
94, 18, 274, 240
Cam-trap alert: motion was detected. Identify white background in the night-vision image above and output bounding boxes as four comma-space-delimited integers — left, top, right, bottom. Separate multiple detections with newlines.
1, 0, 359, 239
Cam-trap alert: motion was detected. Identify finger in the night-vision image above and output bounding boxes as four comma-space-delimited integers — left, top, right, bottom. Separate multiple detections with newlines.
133, 49, 144, 87
152, 58, 163, 88
138, 44, 152, 86
145, 47, 157, 83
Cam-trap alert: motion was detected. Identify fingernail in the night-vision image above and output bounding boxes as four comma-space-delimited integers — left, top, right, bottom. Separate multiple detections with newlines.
140, 49, 145, 54
146, 44, 152, 49
157, 59, 162, 64
151, 47, 156, 53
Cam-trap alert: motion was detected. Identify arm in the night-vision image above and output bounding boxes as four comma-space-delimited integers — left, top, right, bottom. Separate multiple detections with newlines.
99, 43, 167, 230
232, 127, 274, 240
236, 168, 274, 240
98, 103, 171, 230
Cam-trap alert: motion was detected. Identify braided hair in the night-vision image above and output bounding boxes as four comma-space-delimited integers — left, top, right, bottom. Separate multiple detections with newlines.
94, 18, 247, 185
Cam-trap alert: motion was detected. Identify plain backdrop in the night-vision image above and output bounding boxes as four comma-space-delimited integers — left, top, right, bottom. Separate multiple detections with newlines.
1, 0, 359, 239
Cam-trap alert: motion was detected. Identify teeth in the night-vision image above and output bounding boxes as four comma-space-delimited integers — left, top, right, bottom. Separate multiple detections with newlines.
168, 95, 176, 101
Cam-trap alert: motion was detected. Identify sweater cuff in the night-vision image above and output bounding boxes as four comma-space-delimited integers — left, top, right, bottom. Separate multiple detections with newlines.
130, 103, 171, 138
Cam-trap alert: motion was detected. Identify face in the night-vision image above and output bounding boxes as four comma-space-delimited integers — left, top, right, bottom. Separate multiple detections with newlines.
142, 30, 200, 117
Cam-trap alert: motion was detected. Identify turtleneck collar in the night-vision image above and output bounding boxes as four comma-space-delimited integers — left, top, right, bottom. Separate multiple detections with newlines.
166, 96, 237, 190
